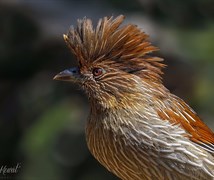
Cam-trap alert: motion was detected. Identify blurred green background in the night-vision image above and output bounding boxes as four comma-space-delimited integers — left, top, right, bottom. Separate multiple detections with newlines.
0, 0, 213, 179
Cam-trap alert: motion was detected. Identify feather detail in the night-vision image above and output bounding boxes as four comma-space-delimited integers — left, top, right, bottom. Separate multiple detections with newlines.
57, 15, 214, 180
158, 97, 214, 154
64, 15, 165, 83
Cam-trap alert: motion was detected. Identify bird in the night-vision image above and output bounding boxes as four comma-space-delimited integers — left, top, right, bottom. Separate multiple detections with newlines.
54, 15, 214, 180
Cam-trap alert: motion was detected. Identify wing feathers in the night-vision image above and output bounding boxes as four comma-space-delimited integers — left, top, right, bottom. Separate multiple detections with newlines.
158, 97, 214, 154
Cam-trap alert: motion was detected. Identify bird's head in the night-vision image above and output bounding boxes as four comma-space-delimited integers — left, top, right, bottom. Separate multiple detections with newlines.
54, 15, 165, 109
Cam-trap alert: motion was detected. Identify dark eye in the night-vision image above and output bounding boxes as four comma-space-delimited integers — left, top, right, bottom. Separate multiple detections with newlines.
92, 68, 104, 78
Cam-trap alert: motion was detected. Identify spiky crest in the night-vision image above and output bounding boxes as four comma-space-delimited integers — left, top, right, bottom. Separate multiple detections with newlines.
64, 15, 165, 82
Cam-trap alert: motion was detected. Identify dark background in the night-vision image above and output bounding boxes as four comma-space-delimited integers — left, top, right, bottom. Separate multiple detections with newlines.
0, 0, 213, 179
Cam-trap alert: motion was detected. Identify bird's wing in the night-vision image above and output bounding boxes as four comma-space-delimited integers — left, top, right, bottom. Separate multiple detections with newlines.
158, 98, 214, 154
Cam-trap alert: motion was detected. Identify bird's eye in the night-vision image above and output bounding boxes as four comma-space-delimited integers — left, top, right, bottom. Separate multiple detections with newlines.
92, 68, 104, 78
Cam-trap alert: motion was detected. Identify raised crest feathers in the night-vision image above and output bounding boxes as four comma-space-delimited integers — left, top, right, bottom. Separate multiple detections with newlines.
64, 15, 165, 81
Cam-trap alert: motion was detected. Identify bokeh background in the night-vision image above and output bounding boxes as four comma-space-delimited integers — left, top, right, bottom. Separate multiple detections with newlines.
0, 0, 213, 179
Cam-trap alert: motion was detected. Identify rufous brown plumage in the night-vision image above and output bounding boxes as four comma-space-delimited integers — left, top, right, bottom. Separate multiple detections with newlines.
54, 15, 214, 180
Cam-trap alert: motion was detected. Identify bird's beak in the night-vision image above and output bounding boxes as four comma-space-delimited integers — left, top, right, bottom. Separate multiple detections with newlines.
53, 67, 80, 82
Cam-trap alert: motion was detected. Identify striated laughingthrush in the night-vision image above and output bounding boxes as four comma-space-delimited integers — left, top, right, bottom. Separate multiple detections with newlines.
54, 15, 214, 180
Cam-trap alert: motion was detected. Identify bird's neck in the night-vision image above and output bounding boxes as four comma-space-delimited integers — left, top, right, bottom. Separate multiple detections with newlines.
87, 81, 169, 129
89, 79, 169, 113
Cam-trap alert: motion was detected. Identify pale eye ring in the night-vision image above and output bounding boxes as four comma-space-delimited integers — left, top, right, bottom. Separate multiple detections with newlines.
92, 68, 104, 78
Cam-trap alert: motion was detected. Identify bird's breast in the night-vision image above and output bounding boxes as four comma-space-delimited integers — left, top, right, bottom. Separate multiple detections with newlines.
85, 110, 214, 180
85, 113, 176, 180
86, 119, 152, 180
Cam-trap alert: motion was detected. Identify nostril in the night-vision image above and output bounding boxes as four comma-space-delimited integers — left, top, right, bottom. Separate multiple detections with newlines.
69, 67, 79, 74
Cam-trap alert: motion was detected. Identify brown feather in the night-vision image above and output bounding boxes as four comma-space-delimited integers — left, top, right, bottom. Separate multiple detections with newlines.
64, 15, 165, 83
158, 97, 214, 153
57, 15, 214, 179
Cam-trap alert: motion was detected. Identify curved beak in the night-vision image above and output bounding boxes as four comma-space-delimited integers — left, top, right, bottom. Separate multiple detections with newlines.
53, 67, 80, 82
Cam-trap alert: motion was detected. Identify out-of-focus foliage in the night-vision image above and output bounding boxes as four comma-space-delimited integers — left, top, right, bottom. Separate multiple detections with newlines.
0, 0, 213, 179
